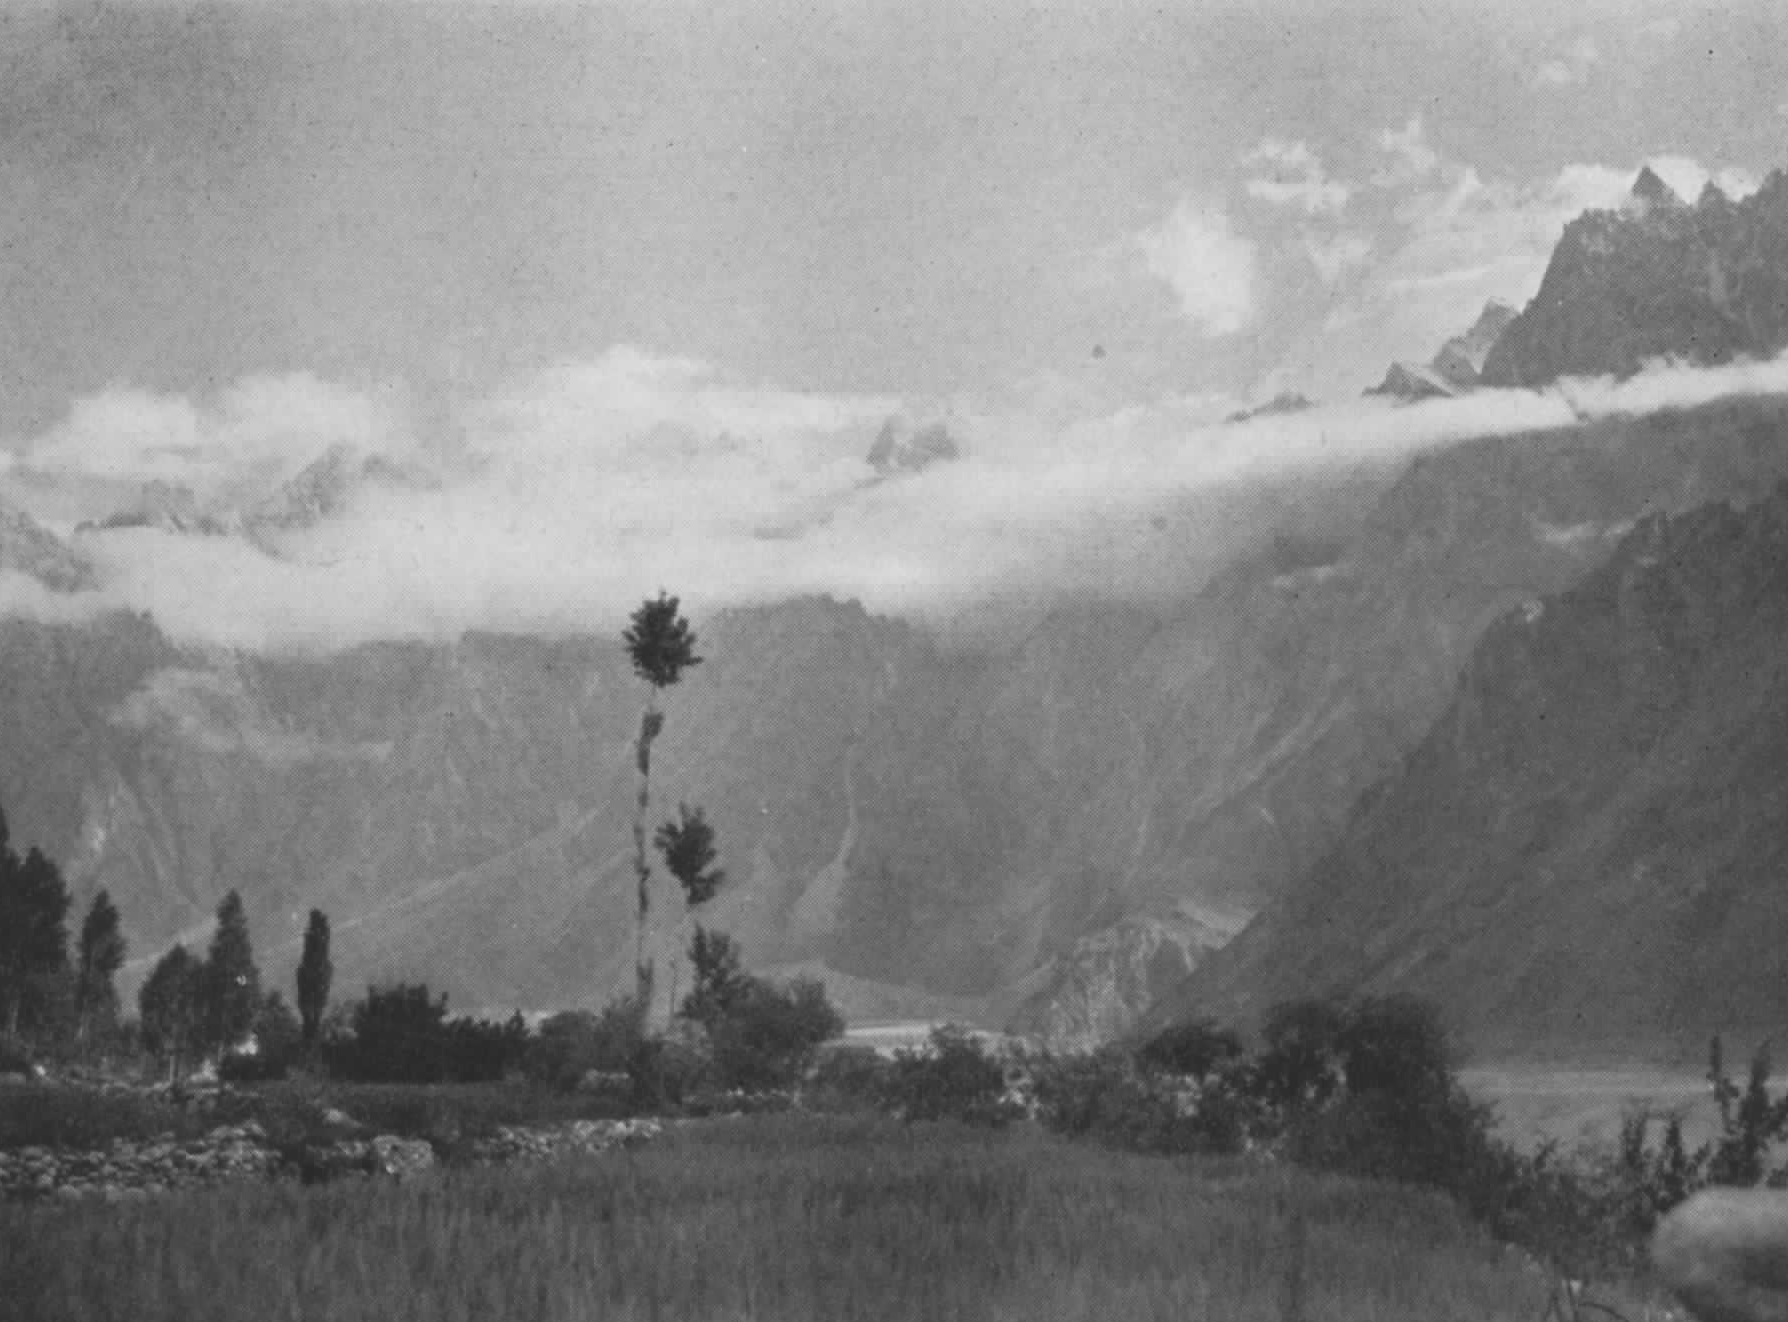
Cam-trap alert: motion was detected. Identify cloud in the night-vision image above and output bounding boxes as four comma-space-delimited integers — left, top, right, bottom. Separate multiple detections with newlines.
1535, 35, 1600, 87
1641, 156, 1762, 203
1302, 232, 1373, 285
1242, 138, 1350, 216
24, 374, 415, 503
1136, 198, 1256, 336
24, 343, 1788, 653
1372, 115, 1440, 190
1640, 17, 1681, 41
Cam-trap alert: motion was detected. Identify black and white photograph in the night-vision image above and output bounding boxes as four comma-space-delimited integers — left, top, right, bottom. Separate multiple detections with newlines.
5, 3, 1788, 1318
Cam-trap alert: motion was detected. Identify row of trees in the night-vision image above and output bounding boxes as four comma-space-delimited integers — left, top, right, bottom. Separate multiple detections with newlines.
0, 801, 338, 1081
0, 808, 126, 1048
135, 899, 334, 1077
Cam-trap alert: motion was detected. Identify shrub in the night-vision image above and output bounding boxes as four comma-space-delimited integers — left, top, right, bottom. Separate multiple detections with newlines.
884, 1025, 1020, 1126
1335, 995, 1455, 1098
1136, 1018, 1243, 1081
804, 1045, 896, 1113
1029, 1046, 1254, 1156
220, 991, 306, 1082
1253, 998, 1348, 1111
325, 984, 529, 1084
705, 977, 844, 1093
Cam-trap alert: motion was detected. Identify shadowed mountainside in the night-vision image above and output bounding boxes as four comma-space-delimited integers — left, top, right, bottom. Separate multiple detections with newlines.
1160, 477, 1788, 1055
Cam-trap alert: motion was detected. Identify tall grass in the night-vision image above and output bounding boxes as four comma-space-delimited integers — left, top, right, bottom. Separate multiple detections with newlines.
2, 1115, 1556, 1322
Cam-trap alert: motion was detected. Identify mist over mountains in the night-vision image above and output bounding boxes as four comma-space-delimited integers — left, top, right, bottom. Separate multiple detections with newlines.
9, 166, 1788, 1047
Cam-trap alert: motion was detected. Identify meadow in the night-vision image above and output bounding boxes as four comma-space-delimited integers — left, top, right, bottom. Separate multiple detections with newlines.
0, 1114, 1584, 1322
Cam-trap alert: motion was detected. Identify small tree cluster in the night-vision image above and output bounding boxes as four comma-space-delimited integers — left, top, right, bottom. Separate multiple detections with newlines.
884, 1025, 1023, 1126
0, 806, 75, 1044
323, 982, 530, 1084
138, 889, 267, 1077
0, 805, 133, 1059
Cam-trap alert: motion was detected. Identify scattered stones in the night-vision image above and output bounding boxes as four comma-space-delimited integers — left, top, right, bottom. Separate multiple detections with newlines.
467, 1118, 662, 1166
1, 1115, 662, 1203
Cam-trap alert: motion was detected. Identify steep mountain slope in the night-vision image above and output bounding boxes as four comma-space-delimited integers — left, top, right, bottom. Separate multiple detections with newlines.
1483, 169, 1788, 389
1011, 396, 1788, 1041
1367, 300, 1517, 402
1162, 480, 1788, 1055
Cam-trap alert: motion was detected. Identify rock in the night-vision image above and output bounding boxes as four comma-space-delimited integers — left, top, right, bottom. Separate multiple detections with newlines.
1653, 1190, 1788, 1322
370, 1136, 436, 1181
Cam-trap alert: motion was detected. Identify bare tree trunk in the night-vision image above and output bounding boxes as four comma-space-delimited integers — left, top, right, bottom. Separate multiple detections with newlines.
632, 700, 665, 1023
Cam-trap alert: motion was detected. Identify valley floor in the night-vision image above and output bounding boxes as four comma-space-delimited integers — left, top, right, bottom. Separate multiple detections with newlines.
1, 1114, 1596, 1322
1463, 1064, 1720, 1155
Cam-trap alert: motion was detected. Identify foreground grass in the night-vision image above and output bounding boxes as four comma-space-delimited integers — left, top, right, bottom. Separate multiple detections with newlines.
0, 1114, 1564, 1322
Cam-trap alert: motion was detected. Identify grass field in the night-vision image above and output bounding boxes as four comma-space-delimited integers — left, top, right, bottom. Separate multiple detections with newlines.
0, 1114, 1584, 1322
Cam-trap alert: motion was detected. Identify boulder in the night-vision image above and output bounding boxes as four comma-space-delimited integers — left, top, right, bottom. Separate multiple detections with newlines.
1653, 1190, 1788, 1322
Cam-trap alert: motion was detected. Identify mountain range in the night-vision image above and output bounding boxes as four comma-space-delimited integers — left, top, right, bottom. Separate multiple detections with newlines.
6, 168, 1788, 1050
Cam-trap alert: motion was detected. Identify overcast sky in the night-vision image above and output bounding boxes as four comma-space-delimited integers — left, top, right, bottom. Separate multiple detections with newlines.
4, 1, 1788, 646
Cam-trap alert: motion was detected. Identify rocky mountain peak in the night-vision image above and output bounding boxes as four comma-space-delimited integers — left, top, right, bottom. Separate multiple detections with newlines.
0, 501, 95, 592
1480, 162, 1788, 389
1627, 164, 1687, 214
867, 415, 960, 476
1697, 180, 1732, 210
1225, 391, 1314, 424
1366, 298, 1520, 402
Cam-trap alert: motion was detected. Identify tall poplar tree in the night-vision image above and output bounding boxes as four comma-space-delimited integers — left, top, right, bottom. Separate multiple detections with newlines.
74, 890, 127, 1042
296, 909, 332, 1046
203, 890, 260, 1052
621, 592, 701, 1019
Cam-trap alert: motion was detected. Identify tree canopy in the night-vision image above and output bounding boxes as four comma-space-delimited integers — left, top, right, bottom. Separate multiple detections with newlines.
623, 592, 702, 689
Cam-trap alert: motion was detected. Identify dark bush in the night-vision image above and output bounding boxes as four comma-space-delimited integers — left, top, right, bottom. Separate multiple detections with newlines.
1335, 994, 1455, 1098
524, 1002, 645, 1091
1032, 1047, 1176, 1147
705, 977, 844, 1093
1253, 998, 1348, 1111
804, 1045, 895, 1113
884, 1025, 1019, 1126
1136, 1018, 1243, 1081
1030, 1046, 1253, 1155
324, 984, 528, 1084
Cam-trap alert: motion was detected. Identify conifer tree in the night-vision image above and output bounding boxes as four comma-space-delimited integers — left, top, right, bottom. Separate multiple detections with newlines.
74, 890, 126, 1042
296, 909, 333, 1047
203, 890, 260, 1052
0, 805, 72, 1041
621, 592, 701, 1018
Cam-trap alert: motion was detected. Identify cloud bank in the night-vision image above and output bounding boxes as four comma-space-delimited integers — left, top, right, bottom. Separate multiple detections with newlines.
10, 344, 1788, 653
1136, 198, 1257, 336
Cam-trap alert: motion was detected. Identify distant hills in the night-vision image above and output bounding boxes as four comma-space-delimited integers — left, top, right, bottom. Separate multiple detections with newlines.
1160, 478, 1788, 1055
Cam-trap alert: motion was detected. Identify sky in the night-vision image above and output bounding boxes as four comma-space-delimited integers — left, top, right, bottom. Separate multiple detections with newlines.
4, 0, 1788, 647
